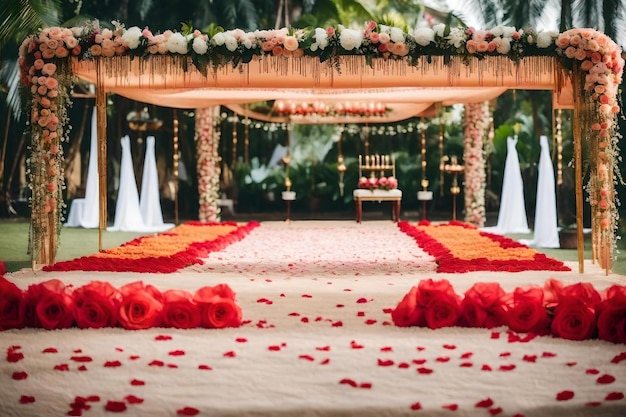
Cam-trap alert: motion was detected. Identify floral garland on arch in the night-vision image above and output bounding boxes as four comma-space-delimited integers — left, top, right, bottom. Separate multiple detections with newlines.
195, 107, 221, 222
17, 20, 624, 264
463, 102, 488, 227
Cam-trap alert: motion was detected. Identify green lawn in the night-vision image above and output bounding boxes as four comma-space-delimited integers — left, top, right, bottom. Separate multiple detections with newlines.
1, 219, 625, 276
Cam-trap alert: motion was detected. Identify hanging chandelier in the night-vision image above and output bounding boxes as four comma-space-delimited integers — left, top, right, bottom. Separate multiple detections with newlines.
274, 100, 389, 118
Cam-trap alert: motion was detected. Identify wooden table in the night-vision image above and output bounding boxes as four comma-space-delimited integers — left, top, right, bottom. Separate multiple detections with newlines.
353, 189, 402, 223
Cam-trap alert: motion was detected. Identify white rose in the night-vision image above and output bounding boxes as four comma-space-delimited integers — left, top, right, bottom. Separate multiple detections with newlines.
447, 27, 466, 48
536, 31, 554, 48
389, 27, 405, 43
379, 25, 390, 34
192, 36, 208, 54
314, 27, 329, 50
501, 26, 517, 38
433, 23, 446, 38
490, 26, 504, 37
413, 27, 434, 46
339, 28, 362, 50
122, 26, 143, 49
212, 32, 225, 46
496, 37, 511, 54
224, 34, 238, 52
166, 32, 188, 54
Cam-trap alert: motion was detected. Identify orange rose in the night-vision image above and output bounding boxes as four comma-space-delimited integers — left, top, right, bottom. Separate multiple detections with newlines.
202, 296, 242, 329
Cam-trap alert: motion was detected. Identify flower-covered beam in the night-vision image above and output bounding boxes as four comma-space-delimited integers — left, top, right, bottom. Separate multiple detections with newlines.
18, 21, 623, 272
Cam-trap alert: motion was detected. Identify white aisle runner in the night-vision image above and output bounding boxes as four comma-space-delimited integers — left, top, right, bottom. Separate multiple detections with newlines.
2, 222, 625, 417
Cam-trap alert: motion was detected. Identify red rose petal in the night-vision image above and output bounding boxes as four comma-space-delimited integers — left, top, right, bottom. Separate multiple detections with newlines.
460, 352, 473, 359
177, 407, 200, 416
585, 401, 602, 407
381, 346, 393, 352
86, 395, 100, 402
412, 359, 426, 365
223, 351, 236, 358
365, 319, 377, 325
359, 382, 372, 389
339, 378, 358, 387
442, 404, 458, 411
105, 400, 127, 412
104, 360, 122, 367
301, 317, 309, 323
541, 352, 556, 358
115, 348, 124, 352
77, 365, 88, 371
268, 345, 281, 351
610, 352, 626, 364
19, 395, 35, 404
417, 367, 433, 374
148, 360, 164, 367
235, 337, 247, 343
460, 362, 473, 368
316, 346, 330, 351
586, 368, 600, 375
605, 392, 624, 401
125, 395, 143, 404
356, 297, 368, 303
257, 298, 273, 304
299, 354, 315, 361
169, 350, 185, 356
377, 359, 394, 367
499, 352, 511, 357
54, 364, 70, 371
556, 390, 575, 401
167, 363, 178, 368
491, 332, 500, 339
12, 371, 28, 380
499, 364, 516, 371
198, 364, 212, 370
350, 341, 364, 349
475, 398, 494, 408
7, 352, 24, 363
489, 406, 503, 415
42, 347, 58, 353
566, 362, 577, 367
436, 356, 450, 363
71, 356, 93, 362
597, 374, 616, 384
332, 321, 343, 327
357, 311, 365, 317
320, 358, 330, 365
416, 346, 426, 351
523, 355, 537, 363
67, 409, 82, 416
443, 344, 456, 350
335, 304, 344, 308
481, 364, 493, 371
302, 294, 312, 298
398, 362, 410, 369
129, 355, 140, 360
155, 335, 173, 341
131, 379, 145, 386
382, 308, 393, 314
410, 402, 422, 410
73, 349, 82, 353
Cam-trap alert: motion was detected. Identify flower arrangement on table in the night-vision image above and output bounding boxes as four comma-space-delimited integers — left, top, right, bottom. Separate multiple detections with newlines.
0, 277, 243, 331
391, 277, 626, 344
358, 175, 399, 191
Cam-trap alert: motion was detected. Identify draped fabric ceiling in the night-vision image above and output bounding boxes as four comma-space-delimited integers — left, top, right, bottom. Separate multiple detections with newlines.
72, 56, 573, 124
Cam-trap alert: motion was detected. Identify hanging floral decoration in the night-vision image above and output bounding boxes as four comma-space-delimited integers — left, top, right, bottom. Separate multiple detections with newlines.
17, 20, 624, 264
462, 102, 488, 227
195, 107, 222, 222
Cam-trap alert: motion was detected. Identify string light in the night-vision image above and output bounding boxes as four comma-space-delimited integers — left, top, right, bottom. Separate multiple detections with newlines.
274, 100, 389, 118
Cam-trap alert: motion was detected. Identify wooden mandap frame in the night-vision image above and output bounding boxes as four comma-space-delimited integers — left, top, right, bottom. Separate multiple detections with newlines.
19, 23, 623, 274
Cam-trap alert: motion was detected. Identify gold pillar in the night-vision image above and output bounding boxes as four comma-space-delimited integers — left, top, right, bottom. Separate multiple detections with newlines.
572, 70, 584, 273
96, 59, 108, 252
173, 110, 179, 225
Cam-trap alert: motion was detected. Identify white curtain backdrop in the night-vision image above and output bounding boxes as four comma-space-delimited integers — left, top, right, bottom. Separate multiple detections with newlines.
140, 136, 173, 230
489, 136, 530, 234
522, 135, 560, 248
65, 107, 99, 228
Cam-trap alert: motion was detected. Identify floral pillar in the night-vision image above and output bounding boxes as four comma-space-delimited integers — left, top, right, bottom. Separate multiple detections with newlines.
195, 107, 221, 222
462, 102, 488, 227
